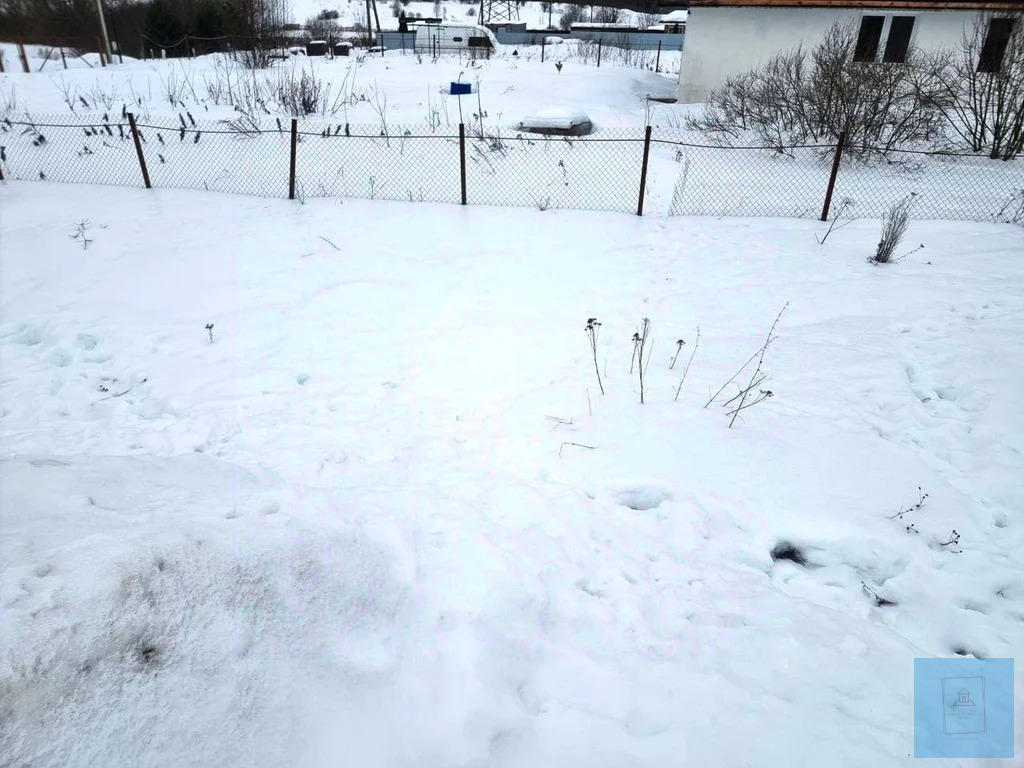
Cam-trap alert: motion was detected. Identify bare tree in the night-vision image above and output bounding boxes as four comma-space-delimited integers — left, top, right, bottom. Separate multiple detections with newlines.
688, 22, 946, 156
934, 13, 1024, 159
559, 4, 583, 31
232, 0, 290, 69
305, 12, 339, 43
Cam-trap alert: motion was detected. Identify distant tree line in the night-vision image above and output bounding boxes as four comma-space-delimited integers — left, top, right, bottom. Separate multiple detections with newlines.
0, 0, 291, 62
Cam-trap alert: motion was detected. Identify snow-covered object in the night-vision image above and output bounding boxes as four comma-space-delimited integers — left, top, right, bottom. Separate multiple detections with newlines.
414, 22, 497, 53
517, 108, 593, 135
544, 36, 565, 44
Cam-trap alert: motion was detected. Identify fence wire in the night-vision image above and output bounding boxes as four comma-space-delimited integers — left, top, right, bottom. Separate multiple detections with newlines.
0, 113, 146, 188
1, 114, 1021, 223
651, 127, 1024, 222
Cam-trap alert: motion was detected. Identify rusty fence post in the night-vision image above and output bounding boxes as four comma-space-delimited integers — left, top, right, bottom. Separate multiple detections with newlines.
289, 118, 298, 200
59, 43, 67, 69
637, 125, 653, 216
97, 38, 106, 66
459, 123, 468, 205
820, 131, 846, 222
127, 113, 152, 189
18, 41, 30, 72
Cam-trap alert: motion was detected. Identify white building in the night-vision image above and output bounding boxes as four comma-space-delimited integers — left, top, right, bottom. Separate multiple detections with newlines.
678, 0, 1023, 103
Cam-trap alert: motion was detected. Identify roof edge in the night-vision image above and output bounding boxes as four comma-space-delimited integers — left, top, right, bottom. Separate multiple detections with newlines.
686, 0, 1024, 10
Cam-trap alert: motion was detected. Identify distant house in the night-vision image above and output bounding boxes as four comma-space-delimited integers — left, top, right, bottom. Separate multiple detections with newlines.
678, 0, 1024, 103
661, 9, 689, 33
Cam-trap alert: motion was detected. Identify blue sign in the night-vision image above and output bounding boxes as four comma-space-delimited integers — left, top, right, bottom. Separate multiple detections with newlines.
915, 658, 1014, 758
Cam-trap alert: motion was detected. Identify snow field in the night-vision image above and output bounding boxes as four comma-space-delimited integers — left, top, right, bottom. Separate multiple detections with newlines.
1, 183, 1022, 765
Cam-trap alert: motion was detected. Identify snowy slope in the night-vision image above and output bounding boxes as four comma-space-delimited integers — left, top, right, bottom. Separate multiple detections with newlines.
1, 183, 1022, 766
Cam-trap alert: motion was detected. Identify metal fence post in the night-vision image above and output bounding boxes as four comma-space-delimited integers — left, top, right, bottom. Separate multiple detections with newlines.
59, 44, 67, 69
820, 131, 847, 222
541, 37, 545, 63
289, 118, 298, 200
656, 40, 661, 73
127, 113, 152, 189
459, 122, 468, 205
97, 38, 106, 66
637, 125, 652, 216
597, 39, 602, 68
18, 41, 29, 72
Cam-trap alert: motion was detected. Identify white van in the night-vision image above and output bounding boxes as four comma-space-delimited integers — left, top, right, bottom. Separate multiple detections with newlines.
413, 22, 497, 56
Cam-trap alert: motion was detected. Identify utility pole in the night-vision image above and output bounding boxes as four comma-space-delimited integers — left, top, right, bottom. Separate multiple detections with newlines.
94, 0, 113, 64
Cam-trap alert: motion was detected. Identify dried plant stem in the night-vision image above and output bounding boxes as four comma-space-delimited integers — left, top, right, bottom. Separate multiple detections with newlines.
705, 348, 759, 408
636, 318, 651, 404
729, 303, 788, 428
674, 326, 700, 402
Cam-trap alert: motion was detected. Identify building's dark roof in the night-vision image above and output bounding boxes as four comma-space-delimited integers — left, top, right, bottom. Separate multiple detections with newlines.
687, 0, 1023, 9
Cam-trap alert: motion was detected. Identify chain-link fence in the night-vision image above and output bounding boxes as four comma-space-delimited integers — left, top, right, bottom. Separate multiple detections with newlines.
1, 113, 1021, 223
650, 129, 1024, 223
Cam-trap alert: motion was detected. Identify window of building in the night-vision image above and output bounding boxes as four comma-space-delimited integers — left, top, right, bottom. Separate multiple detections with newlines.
978, 17, 1015, 73
452, 36, 463, 42
854, 15, 916, 64
883, 16, 915, 63
854, 16, 884, 62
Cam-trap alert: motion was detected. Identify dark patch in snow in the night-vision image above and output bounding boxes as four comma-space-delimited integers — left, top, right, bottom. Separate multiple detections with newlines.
136, 643, 160, 665
770, 541, 808, 567
952, 645, 985, 658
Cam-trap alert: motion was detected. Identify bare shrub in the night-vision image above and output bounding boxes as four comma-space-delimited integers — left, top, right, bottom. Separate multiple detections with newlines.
635, 12, 662, 29
873, 196, 913, 263
569, 39, 599, 65
612, 32, 653, 69
689, 22, 946, 156
593, 6, 621, 24
273, 68, 325, 115
934, 13, 1024, 159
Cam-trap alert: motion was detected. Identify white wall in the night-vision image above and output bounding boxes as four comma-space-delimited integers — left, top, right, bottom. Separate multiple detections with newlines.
678, 7, 982, 103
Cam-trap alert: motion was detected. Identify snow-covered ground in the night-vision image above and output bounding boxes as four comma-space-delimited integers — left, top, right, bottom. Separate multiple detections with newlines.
1, 183, 1022, 766
0, 42, 680, 125
3, 46, 1018, 222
